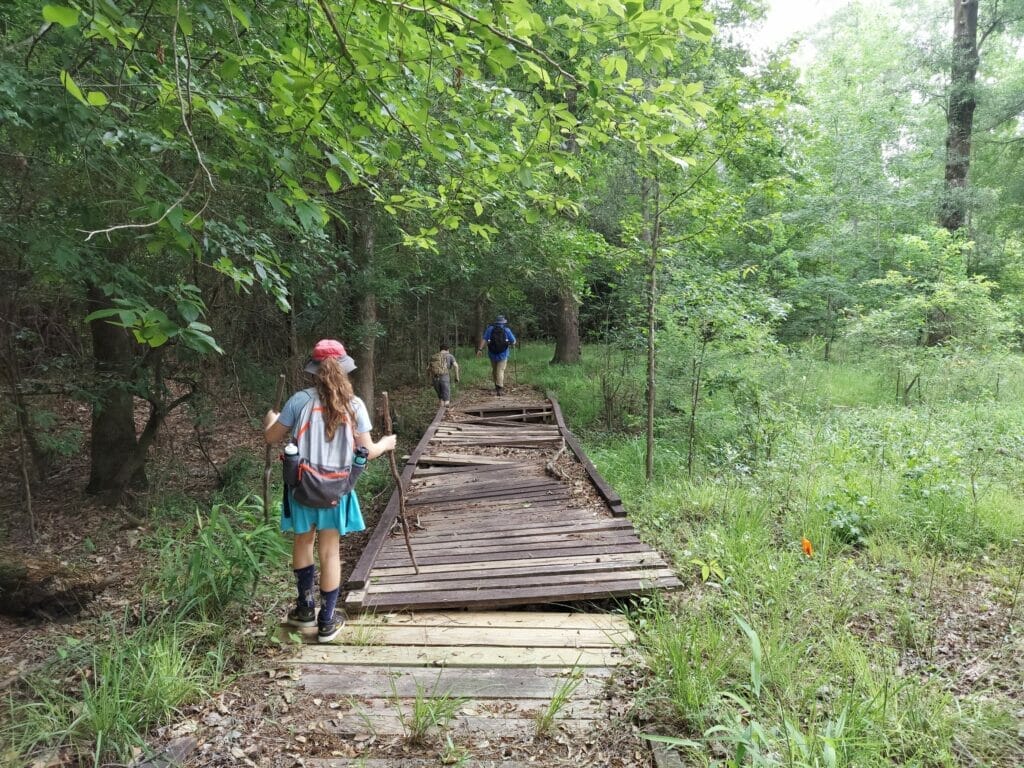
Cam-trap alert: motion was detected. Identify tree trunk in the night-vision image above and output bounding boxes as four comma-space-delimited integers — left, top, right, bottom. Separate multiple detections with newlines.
86, 285, 146, 495
643, 178, 659, 482
474, 296, 485, 348
351, 191, 377, 417
939, 0, 979, 232
287, 278, 301, 394
552, 86, 584, 363
550, 286, 581, 364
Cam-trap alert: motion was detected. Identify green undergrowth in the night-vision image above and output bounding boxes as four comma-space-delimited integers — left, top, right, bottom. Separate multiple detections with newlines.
1, 497, 289, 766
538, 343, 1024, 767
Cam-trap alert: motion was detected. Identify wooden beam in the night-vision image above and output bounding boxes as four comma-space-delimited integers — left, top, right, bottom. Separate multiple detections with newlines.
547, 392, 627, 517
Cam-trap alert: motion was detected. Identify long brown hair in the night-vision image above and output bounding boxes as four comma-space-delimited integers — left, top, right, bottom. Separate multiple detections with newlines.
314, 356, 356, 440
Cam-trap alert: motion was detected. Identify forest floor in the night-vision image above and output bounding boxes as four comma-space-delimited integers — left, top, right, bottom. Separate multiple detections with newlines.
0, 376, 655, 767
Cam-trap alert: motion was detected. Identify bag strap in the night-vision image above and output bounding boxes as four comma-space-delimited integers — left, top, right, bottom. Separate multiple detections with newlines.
293, 388, 354, 465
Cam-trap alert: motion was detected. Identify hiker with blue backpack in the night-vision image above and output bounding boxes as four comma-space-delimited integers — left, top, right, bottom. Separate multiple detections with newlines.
476, 315, 517, 396
263, 339, 396, 642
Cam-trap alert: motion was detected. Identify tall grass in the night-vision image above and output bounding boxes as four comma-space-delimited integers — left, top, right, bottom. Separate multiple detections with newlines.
1, 496, 288, 765
536, 342, 1024, 767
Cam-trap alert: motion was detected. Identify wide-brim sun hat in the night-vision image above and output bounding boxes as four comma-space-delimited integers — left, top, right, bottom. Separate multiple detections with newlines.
303, 339, 357, 375
494, 315, 507, 324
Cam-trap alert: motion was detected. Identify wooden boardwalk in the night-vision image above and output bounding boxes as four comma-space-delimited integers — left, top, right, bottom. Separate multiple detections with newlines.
279, 392, 681, 764
344, 392, 680, 612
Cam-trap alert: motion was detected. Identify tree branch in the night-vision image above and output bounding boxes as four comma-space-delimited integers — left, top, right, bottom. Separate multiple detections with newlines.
315, 0, 421, 145
173, 0, 215, 190
80, 169, 201, 241
395, 0, 579, 86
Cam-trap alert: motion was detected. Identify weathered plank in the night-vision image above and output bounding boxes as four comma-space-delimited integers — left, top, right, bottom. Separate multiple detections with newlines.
380, 518, 634, 543
282, 624, 631, 647
360, 576, 681, 611
296, 663, 612, 699
418, 453, 523, 466
373, 542, 655, 568
294, 644, 622, 668
369, 551, 664, 578
378, 530, 642, 555
306, 761, 524, 768
367, 568, 677, 596
321, 711, 598, 738
408, 479, 566, 505
407, 500, 588, 519
347, 611, 630, 630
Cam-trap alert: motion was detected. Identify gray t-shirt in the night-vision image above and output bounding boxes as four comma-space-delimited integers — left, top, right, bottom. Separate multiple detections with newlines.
278, 389, 372, 436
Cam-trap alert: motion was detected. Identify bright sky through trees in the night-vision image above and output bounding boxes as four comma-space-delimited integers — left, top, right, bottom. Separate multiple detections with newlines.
750, 0, 852, 52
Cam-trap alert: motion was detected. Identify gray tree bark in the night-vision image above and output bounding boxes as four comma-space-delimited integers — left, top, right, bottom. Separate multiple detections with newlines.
350, 191, 377, 418
939, 0, 979, 232
642, 178, 660, 482
551, 286, 581, 364
85, 285, 146, 495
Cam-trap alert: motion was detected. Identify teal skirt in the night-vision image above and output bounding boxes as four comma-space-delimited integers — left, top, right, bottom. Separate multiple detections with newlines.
280, 490, 366, 535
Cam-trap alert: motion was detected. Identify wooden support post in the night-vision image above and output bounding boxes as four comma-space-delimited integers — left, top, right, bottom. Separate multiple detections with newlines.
381, 391, 419, 574
262, 374, 287, 523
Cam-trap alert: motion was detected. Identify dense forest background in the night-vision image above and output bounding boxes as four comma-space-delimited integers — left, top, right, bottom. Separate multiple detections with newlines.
3, 0, 1024, 765
2, 0, 1024, 492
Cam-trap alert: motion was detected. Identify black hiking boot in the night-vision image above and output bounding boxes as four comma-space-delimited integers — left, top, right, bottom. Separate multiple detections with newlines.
318, 611, 346, 643
286, 604, 317, 628
496, 386, 503, 396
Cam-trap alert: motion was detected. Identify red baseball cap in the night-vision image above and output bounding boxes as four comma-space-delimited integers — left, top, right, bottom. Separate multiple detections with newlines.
303, 339, 357, 375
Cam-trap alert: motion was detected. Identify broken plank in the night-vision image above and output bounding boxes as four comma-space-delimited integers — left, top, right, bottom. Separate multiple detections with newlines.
376, 539, 645, 565
361, 576, 681, 610
370, 560, 673, 588
548, 393, 627, 517
418, 453, 524, 466
367, 568, 678, 595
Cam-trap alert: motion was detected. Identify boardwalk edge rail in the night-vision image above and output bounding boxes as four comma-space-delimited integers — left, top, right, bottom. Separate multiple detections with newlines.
545, 391, 627, 518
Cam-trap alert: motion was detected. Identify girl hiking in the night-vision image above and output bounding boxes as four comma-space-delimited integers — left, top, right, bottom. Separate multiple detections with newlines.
263, 339, 396, 642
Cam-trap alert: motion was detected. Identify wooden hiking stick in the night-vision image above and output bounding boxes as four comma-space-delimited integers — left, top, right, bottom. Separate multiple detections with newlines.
262, 374, 287, 523
381, 391, 420, 573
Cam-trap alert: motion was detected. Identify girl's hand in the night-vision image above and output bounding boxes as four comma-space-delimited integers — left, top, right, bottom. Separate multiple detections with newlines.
380, 434, 397, 453
263, 410, 279, 430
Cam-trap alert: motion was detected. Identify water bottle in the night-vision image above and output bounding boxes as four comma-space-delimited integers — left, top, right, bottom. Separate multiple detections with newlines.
349, 446, 369, 486
282, 443, 300, 487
